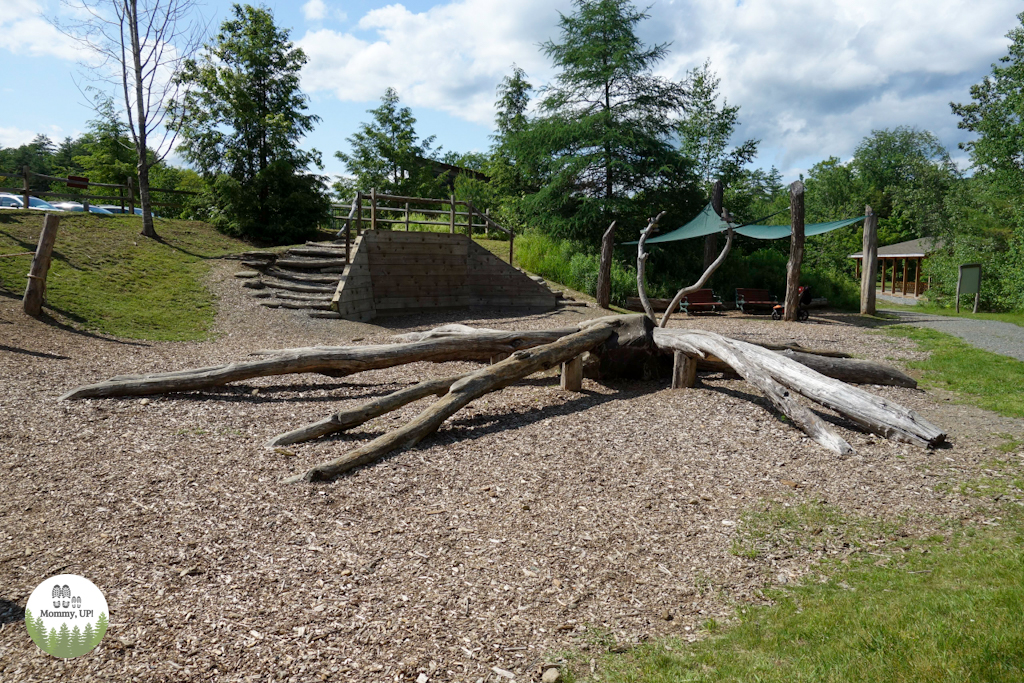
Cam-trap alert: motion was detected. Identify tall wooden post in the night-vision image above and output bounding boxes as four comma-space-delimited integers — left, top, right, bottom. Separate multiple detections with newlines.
901, 259, 908, 295
127, 177, 135, 215
860, 206, 877, 314
355, 191, 363, 233
703, 180, 724, 270
369, 188, 377, 231
596, 221, 617, 309
22, 165, 31, 211
404, 202, 410, 231
890, 257, 896, 294
23, 214, 60, 317
784, 181, 805, 322
449, 194, 456, 234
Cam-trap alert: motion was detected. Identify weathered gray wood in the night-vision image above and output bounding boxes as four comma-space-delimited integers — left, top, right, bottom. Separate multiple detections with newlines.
560, 356, 583, 391
654, 329, 945, 449
860, 206, 878, 315
671, 351, 697, 389
283, 321, 621, 483
655, 328, 853, 453
636, 213, 665, 321
784, 181, 805, 322
60, 331, 584, 400
22, 214, 60, 317
702, 180, 724, 270
596, 221, 617, 308
778, 350, 916, 388
266, 372, 475, 447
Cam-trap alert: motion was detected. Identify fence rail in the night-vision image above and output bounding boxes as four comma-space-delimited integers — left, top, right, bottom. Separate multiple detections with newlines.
333, 189, 514, 264
0, 167, 197, 214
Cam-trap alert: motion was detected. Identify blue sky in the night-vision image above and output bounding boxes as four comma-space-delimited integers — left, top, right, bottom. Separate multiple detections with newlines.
1, 0, 1021, 185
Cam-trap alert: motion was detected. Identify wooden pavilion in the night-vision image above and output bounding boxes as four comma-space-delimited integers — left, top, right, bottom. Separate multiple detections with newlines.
849, 237, 941, 297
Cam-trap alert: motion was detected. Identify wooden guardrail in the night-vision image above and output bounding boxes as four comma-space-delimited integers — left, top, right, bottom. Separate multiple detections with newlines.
0, 166, 197, 214
334, 189, 514, 264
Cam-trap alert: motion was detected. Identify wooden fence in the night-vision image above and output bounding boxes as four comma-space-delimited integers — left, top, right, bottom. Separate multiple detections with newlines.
0, 166, 196, 214
333, 189, 515, 264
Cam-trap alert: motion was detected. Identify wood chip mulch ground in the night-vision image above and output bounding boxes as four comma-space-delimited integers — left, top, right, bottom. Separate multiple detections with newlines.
2, 262, 1023, 682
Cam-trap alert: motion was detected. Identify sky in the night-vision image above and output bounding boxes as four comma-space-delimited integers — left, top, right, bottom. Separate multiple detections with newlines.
1, 0, 1021, 185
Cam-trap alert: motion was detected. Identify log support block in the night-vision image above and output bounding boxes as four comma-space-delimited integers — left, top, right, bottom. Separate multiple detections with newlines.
560, 355, 583, 391
490, 353, 509, 365
671, 350, 698, 389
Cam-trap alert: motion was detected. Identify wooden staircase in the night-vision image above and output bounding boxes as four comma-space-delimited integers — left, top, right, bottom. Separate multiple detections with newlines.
235, 241, 349, 318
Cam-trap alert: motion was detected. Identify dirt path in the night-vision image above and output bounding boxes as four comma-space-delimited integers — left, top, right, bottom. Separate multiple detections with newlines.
1, 270, 1022, 682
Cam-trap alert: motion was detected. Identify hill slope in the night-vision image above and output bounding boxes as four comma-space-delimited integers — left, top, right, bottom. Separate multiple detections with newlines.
0, 211, 250, 340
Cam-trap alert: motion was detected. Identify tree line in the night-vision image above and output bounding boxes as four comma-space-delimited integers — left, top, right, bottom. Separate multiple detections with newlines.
4, 0, 1022, 311
24, 610, 108, 658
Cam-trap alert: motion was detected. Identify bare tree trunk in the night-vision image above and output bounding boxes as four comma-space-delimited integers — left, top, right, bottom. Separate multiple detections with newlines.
636, 213, 665, 321
22, 214, 61, 317
702, 179, 724, 270
784, 181, 804, 321
596, 221, 617, 308
860, 206, 877, 315
658, 219, 733, 328
283, 320, 622, 483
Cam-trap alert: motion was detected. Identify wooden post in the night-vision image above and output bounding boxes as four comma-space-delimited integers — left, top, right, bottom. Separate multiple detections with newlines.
127, 176, 135, 215
404, 202, 410, 231
860, 206, 877, 314
974, 265, 981, 313
890, 257, 896, 294
449, 194, 456, 234
465, 202, 472, 237
784, 181, 805, 321
355, 191, 363, 233
671, 350, 697, 389
22, 165, 31, 211
914, 257, 921, 296
855, 258, 860, 280
596, 220, 617, 309
703, 180, 724, 270
22, 214, 60, 317
370, 188, 377, 231
901, 258, 908, 295
509, 231, 514, 266
485, 208, 490, 237
560, 355, 583, 391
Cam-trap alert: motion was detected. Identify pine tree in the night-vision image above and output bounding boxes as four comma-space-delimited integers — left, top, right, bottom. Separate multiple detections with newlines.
25, 609, 40, 647
82, 622, 96, 654
516, 0, 696, 243
47, 627, 58, 655
173, 3, 330, 243
69, 625, 85, 657
56, 622, 72, 658
94, 612, 109, 645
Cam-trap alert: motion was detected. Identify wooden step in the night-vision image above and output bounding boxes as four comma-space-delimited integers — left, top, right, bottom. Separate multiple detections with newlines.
261, 278, 336, 294
241, 260, 271, 270
287, 246, 348, 258
264, 268, 340, 284
275, 257, 348, 269
259, 298, 333, 310
270, 290, 334, 302
241, 251, 278, 259
307, 311, 344, 319
305, 241, 347, 248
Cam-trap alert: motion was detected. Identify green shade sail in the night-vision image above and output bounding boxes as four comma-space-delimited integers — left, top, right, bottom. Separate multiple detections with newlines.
622, 203, 864, 244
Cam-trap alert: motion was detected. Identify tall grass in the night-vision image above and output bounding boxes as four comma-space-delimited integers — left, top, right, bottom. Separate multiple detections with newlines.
515, 231, 636, 305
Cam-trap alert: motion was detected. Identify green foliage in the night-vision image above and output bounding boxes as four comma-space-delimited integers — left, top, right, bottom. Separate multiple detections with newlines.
515, 231, 635, 305
511, 0, 700, 245
677, 60, 759, 188
173, 3, 329, 244
0, 211, 248, 340
335, 88, 444, 199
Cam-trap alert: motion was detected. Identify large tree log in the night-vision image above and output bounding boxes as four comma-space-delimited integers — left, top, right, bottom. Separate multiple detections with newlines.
636, 213, 665, 321
654, 329, 944, 448
283, 319, 623, 483
60, 331, 575, 400
658, 211, 734, 328
266, 371, 475, 448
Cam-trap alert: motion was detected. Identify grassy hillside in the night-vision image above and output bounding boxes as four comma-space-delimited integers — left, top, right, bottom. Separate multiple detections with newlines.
0, 211, 250, 340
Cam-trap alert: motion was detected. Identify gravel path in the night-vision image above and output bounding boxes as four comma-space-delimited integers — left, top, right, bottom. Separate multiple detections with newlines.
1, 264, 1023, 682
880, 309, 1024, 361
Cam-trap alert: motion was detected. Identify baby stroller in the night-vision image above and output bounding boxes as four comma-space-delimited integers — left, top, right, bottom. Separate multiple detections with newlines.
771, 285, 812, 321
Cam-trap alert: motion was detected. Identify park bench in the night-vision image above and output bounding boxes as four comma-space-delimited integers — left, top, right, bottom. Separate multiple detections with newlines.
735, 287, 777, 313
680, 288, 724, 314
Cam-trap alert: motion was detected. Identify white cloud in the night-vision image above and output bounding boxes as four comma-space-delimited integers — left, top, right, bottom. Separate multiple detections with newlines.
295, 0, 1022, 173
303, 0, 327, 22
0, 0, 81, 61
0, 126, 39, 148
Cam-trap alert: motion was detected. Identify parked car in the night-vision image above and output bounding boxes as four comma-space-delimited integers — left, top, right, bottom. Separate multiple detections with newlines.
98, 205, 151, 217
49, 201, 115, 215
0, 193, 63, 211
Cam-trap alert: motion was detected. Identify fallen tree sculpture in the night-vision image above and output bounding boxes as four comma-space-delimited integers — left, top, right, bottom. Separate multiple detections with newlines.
61, 314, 944, 482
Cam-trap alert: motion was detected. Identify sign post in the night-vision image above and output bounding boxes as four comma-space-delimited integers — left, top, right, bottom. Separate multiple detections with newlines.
956, 263, 982, 314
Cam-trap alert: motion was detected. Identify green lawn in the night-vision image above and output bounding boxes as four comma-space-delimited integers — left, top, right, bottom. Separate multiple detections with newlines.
565, 323, 1024, 682
0, 210, 249, 340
